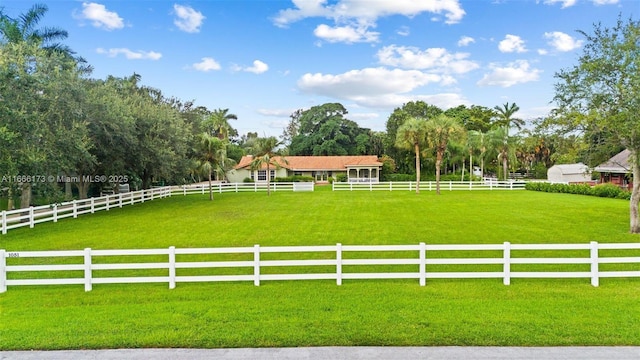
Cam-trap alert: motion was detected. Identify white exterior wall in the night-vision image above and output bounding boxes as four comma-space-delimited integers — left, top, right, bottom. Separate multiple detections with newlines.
226, 168, 288, 183
547, 164, 591, 183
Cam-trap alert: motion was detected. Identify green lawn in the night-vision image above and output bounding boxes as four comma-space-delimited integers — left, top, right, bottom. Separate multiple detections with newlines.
1, 188, 639, 349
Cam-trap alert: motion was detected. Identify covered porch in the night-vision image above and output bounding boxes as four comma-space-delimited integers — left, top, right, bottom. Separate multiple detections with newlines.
347, 167, 379, 183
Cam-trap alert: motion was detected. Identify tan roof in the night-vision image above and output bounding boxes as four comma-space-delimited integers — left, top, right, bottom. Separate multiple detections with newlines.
594, 149, 631, 173
235, 155, 382, 171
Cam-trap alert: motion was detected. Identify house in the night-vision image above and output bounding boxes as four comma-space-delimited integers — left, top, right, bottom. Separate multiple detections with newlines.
595, 149, 632, 189
227, 155, 383, 183
547, 163, 591, 184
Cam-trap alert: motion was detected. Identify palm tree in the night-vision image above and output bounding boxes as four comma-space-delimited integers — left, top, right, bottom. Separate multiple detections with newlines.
487, 127, 515, 180
425, 115, 465, 195
493, 102, 524, 137
250, 136, 285, 196
205, 108, 238, 141
395, 117, 428, 194
468, 130, 488, 179
195, 133, 224, 200
492, 103, 523, 179
0, 3, 72, 56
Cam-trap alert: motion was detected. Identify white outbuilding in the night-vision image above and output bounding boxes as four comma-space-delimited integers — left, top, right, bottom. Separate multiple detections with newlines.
547, 163, 591, 183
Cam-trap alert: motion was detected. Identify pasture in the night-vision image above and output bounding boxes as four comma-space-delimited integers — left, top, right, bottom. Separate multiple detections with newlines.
1, 188, 639, 349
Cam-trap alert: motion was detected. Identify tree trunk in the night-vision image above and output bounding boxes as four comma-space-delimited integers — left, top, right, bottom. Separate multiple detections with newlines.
267, 163, 271, 197
414, 143, 420, 194
65, 181, 73, 200
503, 152, 508, 181
76, 180, 90, 200
208, 170, 213, 201
19, 183, 32, 209
7, 187, 15, 210
435, 150, 443, 195
630, 153, 640, 233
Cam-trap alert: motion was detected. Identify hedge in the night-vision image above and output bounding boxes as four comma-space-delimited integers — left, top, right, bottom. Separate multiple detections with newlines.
525, 182, 631, 200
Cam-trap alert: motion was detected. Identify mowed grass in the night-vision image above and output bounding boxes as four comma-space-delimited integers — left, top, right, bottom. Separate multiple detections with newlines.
1, 188, 639, 349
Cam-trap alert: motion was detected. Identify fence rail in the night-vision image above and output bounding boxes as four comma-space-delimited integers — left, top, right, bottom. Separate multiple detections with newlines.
2, 242, 639, 292
1, 187, 173, 235
1, 182, 314, 235
173, 182, 314, 196
332, 180, 526, 191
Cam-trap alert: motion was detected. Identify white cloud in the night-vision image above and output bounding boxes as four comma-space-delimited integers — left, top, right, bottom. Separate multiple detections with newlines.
191, 57, 221, 72
257, 109, 295, 117
314, 24, 380, 43
173, 4, 205, 33
244, 60, 269, 74
274, 0, 465, 26
477, 60, 541, 87
376, 45, 479, 75
457, 36, 475, 47
542, 0, 618, 6
96, 48, 161, 60
396, 26, 410, 36
498, 34, 527, 53
298, 67, 443, 99
542, 0, 577, 8
544, 31, 583, 51
75, 2, 124, 30
537, 48, 549, 55
273, 0, 464, 44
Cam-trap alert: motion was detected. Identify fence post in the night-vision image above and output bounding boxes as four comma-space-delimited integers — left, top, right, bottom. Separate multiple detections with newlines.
141, 190, 145, 203
53, 204, 58, 223
119, 193, 123, 208
84, 248, 92, 292
336, 243, 342, 286
254, 245, 260, 286
389, 182, 392, 191
1, 211, 6, 235
90, 197, 95, 214
106, 195, 110, 211
29, 207, 35, 228
0, 249, 6, 293
168, 246, 176, 289
503, 242, 511, 286
590, 241, 599, 287
419, 242, 426, 286
449, 181, 452, 191
219, 183, 223, 194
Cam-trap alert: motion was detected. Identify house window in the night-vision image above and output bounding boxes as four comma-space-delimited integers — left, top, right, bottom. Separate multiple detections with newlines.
270, 170, 275, 180
257, 170, 267, 181
294, 171, 302, 176
250, 171, 254, 181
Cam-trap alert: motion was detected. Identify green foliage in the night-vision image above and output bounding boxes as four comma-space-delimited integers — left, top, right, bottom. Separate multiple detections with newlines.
273, 176, 314, 182
288, 103, 373, 156
336, 174, 348, 182
525, 182, 631, 200
243, 177, 253, 183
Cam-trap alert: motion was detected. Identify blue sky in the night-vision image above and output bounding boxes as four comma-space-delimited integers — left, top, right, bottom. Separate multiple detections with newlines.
2, 0, 636, 137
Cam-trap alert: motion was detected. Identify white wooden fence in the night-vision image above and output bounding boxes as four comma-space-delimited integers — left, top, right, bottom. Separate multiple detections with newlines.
2, 242, 639, 292
1, 187, 173, 235
0, 182, 314, 235
332, 180, 526, 191
174, 182, 314, 196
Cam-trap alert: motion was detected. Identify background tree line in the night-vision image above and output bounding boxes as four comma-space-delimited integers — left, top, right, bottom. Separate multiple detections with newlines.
1, 4, 637, 233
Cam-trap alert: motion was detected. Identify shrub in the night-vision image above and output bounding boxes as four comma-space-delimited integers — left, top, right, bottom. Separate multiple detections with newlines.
336, 174, 348, 182
273, 176, 314, 183
526, 181, 631, 200
243, 177, 253, 183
